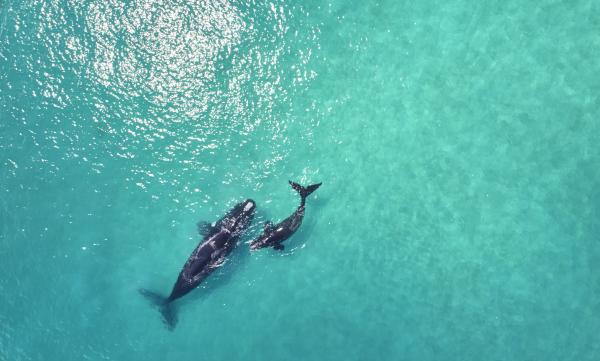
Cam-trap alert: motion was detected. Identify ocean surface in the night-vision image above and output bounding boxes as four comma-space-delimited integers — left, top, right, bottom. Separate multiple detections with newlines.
1, 0, 600, 360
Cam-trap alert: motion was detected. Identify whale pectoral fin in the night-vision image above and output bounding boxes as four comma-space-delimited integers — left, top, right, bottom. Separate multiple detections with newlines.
273, 244, 284, 251
191, 271, 209, 284
197, 221, 216, 237
208, 253, 227, 269
209, 260, 225, 269
264, 221, 273, 233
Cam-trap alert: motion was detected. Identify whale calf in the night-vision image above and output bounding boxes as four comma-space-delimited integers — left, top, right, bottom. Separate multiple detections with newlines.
250, 181, 321, 251
140, 199, 256, 329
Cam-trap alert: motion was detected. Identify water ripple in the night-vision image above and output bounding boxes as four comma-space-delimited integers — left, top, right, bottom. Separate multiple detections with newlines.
2, 0, 322, 211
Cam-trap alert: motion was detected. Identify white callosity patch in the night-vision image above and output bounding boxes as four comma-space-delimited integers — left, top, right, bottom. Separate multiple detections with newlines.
243, 201, 254, 211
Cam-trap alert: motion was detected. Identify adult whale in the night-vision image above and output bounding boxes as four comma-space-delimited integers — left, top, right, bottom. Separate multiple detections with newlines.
140, 199, 256, 329
250, 181, 321, 251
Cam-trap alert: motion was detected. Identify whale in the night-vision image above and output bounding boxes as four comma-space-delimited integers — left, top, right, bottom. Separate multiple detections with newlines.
140, 199, 256, 329
250, 181, 321, 251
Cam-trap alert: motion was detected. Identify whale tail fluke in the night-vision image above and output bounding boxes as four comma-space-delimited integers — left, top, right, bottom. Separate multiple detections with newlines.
138, 288, 178, 330
289, 181, 322, 205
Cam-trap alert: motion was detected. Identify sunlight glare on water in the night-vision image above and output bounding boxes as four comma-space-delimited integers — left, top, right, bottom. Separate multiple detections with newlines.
2, 0, 320, 213
2, 0, 600, 360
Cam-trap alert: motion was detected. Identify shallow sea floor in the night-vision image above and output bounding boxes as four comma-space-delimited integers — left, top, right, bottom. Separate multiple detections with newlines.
1, 0, 600, 360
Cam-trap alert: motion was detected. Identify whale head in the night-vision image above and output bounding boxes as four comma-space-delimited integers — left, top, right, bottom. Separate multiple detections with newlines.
242, 199, 256, 213
228, 199, 256, 234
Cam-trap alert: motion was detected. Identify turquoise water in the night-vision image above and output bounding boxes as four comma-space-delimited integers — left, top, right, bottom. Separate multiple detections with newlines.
2, 0, 600, 359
